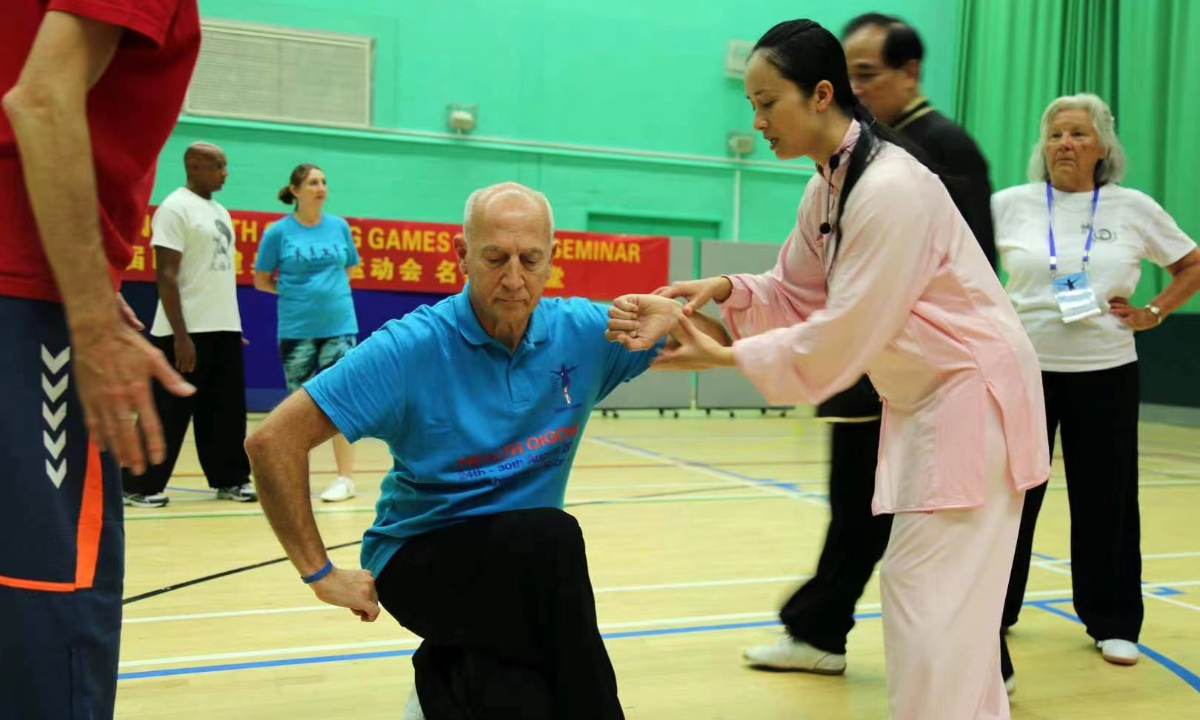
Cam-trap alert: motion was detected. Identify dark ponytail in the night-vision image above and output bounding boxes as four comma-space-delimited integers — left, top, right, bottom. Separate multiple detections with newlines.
753, 19, 950, 240
278, 163, 321, 207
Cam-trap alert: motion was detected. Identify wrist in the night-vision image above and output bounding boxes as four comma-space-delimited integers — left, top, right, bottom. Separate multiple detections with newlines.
1146, 303, 1164, 325
714, 276, 734, 303
65, 300, 121, 340
301, 559, 334, 584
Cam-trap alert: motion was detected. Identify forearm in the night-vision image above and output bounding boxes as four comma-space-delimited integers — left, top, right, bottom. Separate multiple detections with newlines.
156, 273, 189, 336
3, 84, 117, 330
689, 311, 733, 346
246, 430, 333, 576
1152, 265, 1200, 316
254, 272, 278, 294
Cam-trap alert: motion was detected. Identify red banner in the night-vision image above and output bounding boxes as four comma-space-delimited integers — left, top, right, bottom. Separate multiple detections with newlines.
123, 209, 670, 299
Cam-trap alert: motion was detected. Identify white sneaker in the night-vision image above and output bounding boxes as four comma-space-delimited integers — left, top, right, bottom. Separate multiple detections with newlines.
1096, 639, 1139, 665
743, 635, 846, 675
401, 687, 424, 720
319, 476, 355, 503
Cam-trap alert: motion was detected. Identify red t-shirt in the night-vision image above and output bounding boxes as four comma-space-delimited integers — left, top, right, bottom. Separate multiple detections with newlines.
0, 0, 200, 303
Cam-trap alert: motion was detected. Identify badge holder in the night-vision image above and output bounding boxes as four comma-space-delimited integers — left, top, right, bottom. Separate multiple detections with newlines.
1052, 271, 1102, 323
1046, 182, 1103, 324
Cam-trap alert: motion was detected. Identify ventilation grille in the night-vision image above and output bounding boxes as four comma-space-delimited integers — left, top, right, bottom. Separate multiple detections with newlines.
184, 20, 374, 128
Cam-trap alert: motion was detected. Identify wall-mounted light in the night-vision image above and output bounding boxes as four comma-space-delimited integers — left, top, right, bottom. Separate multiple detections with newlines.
446, 103, 478, 134
725, 40, 755, 79
727, 130, 755, 156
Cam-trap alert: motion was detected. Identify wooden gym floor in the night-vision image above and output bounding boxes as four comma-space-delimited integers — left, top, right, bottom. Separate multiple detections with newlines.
116, 410, 1200, 719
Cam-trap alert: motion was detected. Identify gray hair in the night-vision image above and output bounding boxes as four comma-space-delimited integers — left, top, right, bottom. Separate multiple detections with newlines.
1027, 93, 1126, 184
462, 182, 555, 245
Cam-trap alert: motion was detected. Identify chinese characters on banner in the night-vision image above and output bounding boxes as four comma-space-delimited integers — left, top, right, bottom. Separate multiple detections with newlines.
125, 208, 670, 299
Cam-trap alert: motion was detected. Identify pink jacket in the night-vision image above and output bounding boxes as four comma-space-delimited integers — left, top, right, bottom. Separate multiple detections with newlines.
720, 121, 1049, 513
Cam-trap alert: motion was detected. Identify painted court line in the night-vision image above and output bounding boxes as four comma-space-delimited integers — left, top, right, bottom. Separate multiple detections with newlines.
124, 575, 817, 625
121, 611, 782, 669
1036, 551, 1200, 565
119, 638, 423, 668
1033, 601, 1200, 694
119, 581, 1200, 668
589, 437, 829, 508
123, 569, 1200, 626
118, 597, 1199, 692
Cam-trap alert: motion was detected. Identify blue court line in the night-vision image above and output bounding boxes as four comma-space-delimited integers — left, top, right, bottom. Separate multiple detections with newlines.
128, 444, 1197, 692
120, 601, 1200, 695
119, 648, 418, 680
596, 438, 830, 504
599, 438, 1200, 693
116, 612, 881, 682
1031, 600, 1200, 694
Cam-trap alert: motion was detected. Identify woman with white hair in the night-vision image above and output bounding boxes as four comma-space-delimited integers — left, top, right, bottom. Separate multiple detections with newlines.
994, 93, 1200, 685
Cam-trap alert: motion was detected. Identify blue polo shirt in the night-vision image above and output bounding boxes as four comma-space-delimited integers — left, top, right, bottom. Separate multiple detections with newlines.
304, 288, 659, 576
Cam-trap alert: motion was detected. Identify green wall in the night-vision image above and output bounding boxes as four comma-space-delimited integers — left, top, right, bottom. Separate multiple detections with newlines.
155, 0, 960, 245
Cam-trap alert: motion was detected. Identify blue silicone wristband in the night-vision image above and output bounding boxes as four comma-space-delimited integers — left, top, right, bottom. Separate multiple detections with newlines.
302, 559, 334, 584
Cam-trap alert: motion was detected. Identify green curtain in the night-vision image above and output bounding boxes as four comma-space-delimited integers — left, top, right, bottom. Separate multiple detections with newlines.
953, 0, 1118, 191
954, 0, 1199, 312
1116, 0, 1200, 311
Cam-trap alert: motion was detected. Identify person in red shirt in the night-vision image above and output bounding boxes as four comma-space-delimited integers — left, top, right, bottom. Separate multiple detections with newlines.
0, 2, 200, 717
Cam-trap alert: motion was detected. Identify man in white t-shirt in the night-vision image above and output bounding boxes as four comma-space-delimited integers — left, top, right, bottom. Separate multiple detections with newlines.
123, 143, 257, 506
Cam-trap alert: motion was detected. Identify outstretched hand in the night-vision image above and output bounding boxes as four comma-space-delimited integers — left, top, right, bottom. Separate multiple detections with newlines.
605, 294, 684, 350
650, 315, 736, 371
652, 276, 734, 316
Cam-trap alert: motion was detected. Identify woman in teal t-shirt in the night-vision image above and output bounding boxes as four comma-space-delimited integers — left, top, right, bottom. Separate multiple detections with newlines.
253, 163, 360, 502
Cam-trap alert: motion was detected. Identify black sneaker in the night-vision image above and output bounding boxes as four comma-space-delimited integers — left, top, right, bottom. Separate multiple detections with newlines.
124, 492, 169, 508
216, 483, 258, 502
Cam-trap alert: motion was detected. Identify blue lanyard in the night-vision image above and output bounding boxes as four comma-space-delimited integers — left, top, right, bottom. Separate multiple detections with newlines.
1046, 181, 1100, 273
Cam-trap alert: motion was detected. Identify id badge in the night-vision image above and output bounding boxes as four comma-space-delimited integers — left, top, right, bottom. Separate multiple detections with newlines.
1052, 271, 1103, 323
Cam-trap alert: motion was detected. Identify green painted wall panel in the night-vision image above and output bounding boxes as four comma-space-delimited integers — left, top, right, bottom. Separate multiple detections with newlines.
152, 0, 961, 247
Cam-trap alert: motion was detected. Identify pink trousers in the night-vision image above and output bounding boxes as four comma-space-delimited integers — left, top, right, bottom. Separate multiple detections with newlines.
880, 397, 1026, 720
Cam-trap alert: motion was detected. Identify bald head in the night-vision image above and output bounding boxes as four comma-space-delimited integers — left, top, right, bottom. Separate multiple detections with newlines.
184, 142, 222, 167
183, 142, 228, 198
455, 182, 558, 347
462, 182, 554, 248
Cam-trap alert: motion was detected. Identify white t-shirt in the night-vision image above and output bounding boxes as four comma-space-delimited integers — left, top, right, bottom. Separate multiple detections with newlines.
993, 182, 1196, 372
149, 187, 242, 336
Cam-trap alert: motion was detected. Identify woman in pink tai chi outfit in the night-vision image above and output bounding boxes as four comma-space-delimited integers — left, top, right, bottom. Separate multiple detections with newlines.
606, 19, 1050, 720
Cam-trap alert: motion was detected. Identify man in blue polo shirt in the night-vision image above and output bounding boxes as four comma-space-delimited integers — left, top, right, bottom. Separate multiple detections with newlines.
245, 182, 681, 720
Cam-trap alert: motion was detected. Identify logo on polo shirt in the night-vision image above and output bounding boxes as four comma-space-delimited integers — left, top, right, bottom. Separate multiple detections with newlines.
551, 364, 580, 405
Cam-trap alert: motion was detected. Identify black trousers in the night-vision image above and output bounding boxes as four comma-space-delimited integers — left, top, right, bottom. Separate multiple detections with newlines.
375, 508, 623, 720
1003, 362, 1143, 642
781, 419, 891, 655
123, 331, 250, 495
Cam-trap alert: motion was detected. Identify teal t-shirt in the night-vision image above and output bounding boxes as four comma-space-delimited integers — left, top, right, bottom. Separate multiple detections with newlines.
254, 213, 360, 339
304, 289, 659, 576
